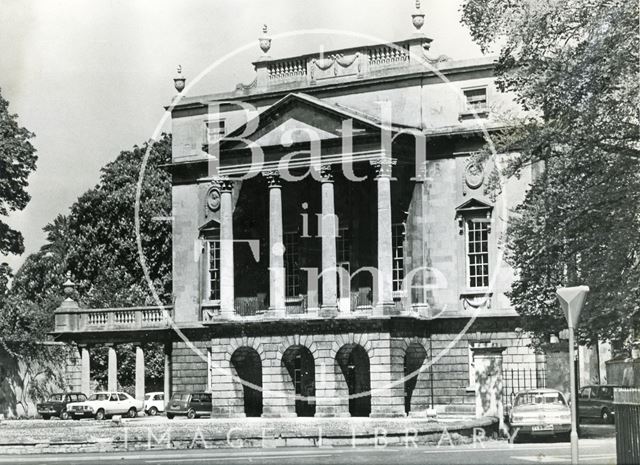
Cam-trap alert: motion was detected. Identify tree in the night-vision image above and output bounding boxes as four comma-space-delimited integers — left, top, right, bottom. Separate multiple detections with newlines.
0, 88, 37, 256
1, 135, 172, 392
461, 0, 640, 347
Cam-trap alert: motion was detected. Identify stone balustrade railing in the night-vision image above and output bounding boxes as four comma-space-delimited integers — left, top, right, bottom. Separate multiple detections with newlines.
54, 305, 173, 333
250, 36, 435, 90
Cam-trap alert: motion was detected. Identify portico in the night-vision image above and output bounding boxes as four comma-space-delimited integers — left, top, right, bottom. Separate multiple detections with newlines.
197, 93, 421, 321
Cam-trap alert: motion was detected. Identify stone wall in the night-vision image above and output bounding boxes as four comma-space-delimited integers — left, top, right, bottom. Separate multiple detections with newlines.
171, 340, 209, 393
170, 322, 542, 417
0, 343, 76, 418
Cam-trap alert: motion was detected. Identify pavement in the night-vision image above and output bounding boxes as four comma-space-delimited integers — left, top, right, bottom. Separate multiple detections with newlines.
0, 437, 617, 464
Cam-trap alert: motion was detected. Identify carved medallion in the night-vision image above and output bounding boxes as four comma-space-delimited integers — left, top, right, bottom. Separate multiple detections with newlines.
206, 186, 221, 212
464, 162, 484, 189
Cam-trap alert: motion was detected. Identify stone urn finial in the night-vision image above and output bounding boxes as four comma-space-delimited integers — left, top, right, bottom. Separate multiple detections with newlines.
63, 271, 76, 300
173, 65, 186, 93
412, 0, 425, 31
259, 24, 272, 55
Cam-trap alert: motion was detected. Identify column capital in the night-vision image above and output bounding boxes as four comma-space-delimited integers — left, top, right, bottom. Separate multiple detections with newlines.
264, 170, 282, 187
214, 177, 234, 192
318, 164, 334, 183
371, 157, 397, 178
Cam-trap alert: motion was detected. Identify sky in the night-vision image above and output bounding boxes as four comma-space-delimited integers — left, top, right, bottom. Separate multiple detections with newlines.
0, 0, 483, 273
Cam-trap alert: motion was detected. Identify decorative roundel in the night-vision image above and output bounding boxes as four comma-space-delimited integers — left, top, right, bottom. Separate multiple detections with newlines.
465, 162, 484, 189
206, 186, 221, 212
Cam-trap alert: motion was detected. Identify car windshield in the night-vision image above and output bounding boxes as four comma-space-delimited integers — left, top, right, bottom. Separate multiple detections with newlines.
171, 393, 189, 401
145, 394, 151, 400
88, 393, 110, 401
515, 392, 566, 406
49, 394, 64, 402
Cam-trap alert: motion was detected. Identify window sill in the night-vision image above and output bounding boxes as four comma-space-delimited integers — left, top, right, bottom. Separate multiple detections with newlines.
459, 110, 489, 121
460, 289, 492, 297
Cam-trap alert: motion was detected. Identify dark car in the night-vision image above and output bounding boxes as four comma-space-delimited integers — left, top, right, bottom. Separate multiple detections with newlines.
37, 392, 87, 420
578, 385, 619, 423
166, 392, 212, 419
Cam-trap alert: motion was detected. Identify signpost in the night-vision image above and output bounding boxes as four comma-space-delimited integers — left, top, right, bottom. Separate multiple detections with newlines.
556, 285, 590, 465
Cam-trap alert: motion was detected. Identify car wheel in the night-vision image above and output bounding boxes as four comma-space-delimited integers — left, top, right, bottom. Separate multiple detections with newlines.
42, 415, 50, 420
186, 409, 196, 419
127, 407, 137, 418
148, 406, 158, 416
60, 411, 70, 420
601, 408, 613, 424
167, 413, 174, 419
95, 409, 106, 421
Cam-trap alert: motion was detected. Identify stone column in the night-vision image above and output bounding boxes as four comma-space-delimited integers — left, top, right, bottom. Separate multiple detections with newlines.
135, 344, 145, 401
409, 164, 430, 314
472, 344, 506, 419
265, 171, 285, 316
372, 158, 396, 315
218, 178, 235, 319
319, 165, 338, 317
107, 345, 117, 391
80, 345, 91, 394
163, 343, 172, 405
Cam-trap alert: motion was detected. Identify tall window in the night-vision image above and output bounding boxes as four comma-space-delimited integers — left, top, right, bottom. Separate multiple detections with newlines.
392, 223, 405, 292
207, 239, 221, 300
466, 219, 489, 288
284, 231, 300, 297
463, 88, 487, 112
205, 119, 226, 144
337, 227, 350, 265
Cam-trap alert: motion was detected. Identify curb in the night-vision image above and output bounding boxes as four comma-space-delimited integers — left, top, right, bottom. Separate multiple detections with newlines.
0, 417, 498, 455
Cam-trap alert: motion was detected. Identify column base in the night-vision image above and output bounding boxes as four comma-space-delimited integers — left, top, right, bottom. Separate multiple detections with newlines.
211, 409, 246, 418
261, 412, 298, 418
369, 407, 407, 418
318, 305, 338, 318
314, 410, 351, 418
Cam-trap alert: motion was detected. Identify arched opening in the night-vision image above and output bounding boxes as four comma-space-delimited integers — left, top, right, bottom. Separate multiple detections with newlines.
230, 347, 263, 417
282, 345, 316, 417
404, 342, 428, 414
336, 344, 371, 417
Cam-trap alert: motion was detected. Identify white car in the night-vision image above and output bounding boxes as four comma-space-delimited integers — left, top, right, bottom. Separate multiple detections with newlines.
144, 392, 165, 416
509, 388, 572, 441
67, 391, 144, 420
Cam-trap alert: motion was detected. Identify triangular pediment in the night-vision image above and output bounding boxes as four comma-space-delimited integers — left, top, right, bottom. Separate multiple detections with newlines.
217, 93, 402, 152
455, 197, 493, 213
253, 117, 339, 146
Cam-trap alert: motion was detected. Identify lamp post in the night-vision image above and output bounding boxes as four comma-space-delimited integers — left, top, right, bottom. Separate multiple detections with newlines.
556, 285, 589, 465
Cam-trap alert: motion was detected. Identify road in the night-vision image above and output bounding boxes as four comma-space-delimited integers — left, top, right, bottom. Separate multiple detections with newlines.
0, 437, 616, 465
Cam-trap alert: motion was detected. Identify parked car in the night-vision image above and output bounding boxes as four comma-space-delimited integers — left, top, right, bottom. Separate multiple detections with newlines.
144, 392, 165, 416
509, 389, 572, 440
66, 391, 144, 420
578, 384, 619, 423
166, 391, 212, 419
37, 392, 87, 420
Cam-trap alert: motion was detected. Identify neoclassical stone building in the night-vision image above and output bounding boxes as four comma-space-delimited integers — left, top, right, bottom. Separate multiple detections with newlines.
55, 7, 547, 418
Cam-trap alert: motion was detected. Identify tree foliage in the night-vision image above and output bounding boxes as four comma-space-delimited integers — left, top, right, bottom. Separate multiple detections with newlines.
461, 0, 640, 346
0, 88, 37, 256
0, 135, 172, 390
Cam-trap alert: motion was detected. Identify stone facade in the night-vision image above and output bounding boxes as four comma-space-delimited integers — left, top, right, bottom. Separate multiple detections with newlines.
52, 21, 550, 418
